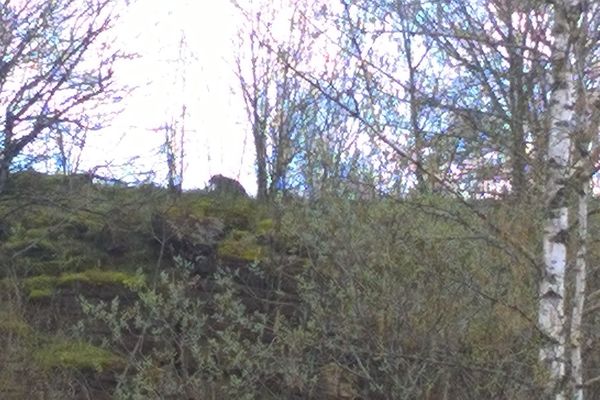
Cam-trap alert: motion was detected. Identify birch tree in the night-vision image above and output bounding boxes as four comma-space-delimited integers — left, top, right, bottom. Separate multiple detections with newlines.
569, 73, 600, 400
538, 0, 580, 397
571, 136, 589, 400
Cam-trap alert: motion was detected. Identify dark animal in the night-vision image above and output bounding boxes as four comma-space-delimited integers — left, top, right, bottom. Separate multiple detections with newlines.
208, 174, 247, 197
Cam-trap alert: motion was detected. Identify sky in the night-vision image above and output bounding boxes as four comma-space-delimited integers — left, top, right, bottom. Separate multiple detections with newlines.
82, 0, 256, 192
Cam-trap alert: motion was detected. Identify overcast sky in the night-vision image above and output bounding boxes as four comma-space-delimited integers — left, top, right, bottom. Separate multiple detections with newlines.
82, 0, 256, 192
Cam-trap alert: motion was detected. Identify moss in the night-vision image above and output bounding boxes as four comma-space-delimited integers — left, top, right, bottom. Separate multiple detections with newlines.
29, 288, 55, 300
184, 197, 213, 218
256, 218, 274, 236
165, 193, 260, 230
217, 230, 264, 262
3, 236, 57, 260
2, 173, 165, 272
63, 212, 104, 239
7, 171, 68, 194
58, 269, 145, 289
17, 209, 64, 231
23, 275, 58, 299
1, 209, 108, 275
196, 197, 252, 225
34, 340, 124, 372
205, 197, 257, 230
0, 311, 31, 337
163, 194, 211, 220
23, 269, 144, 299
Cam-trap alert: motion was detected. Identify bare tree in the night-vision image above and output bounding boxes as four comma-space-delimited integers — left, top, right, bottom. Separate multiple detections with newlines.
234, 0, 328, 199
158, 31, 190, 194
407, 0, 554, 199
0, 0, 127, 193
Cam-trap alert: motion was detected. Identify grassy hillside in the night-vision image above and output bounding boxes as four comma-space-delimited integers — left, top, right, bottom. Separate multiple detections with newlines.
1, 172, 599, 399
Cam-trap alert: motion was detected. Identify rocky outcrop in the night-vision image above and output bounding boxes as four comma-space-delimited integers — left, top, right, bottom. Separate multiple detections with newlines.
152, 213, 225, 275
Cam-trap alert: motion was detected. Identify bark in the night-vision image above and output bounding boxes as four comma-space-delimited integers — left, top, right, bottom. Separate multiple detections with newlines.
239, 42, 269, 200
0, 109, 14, 195
507, 34, 527, 199
570, 178, 588, 400
253, 112, 269, 200
569, 90, 600, 400
0, 161, 8, 195
269, 67, 292, 196
406, 38, 426, 194
539, 1, 579, 398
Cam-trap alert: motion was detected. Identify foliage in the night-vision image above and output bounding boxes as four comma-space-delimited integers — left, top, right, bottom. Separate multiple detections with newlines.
72, 191, 546, 398
81, 265, 274, 400
275, 196, 540, 398
0, 173, 596, 399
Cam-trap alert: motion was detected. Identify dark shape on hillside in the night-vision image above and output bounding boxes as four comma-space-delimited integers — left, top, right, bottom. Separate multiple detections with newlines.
208, 174, 247, 197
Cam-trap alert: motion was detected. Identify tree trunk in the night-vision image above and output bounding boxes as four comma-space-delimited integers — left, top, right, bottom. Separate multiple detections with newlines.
410, 70, 426, 194
569, 87, 600, 400
0, 160, 8, 195
508, 38, 527, 199
401, 6, 426, 195
539, 1, 578, 398
570, 177, 588, 400
254, 124, 269, 200
1, 110, 14, 195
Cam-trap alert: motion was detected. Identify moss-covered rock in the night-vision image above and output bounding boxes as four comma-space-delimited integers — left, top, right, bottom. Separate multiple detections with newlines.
34, 340, 124, 372
172, 192, 260, 230
0, 208, 110, 275
58, 269, 145, 289
3, 226, 57, 261
23, 269, 144, 299
217, 230, 264, 262
256, 218, 274, 236
23, 275, 58, 300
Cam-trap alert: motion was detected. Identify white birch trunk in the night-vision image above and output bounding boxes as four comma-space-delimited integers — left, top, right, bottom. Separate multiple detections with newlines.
539, 1, 578, 398
569, 89, 600, 400
570, 178, 588, 400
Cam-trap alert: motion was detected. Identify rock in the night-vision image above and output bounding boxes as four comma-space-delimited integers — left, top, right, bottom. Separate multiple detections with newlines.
152, 213, 225, 275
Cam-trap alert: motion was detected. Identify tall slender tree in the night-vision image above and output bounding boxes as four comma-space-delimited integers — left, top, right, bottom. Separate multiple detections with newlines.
538, 1, 580, 398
